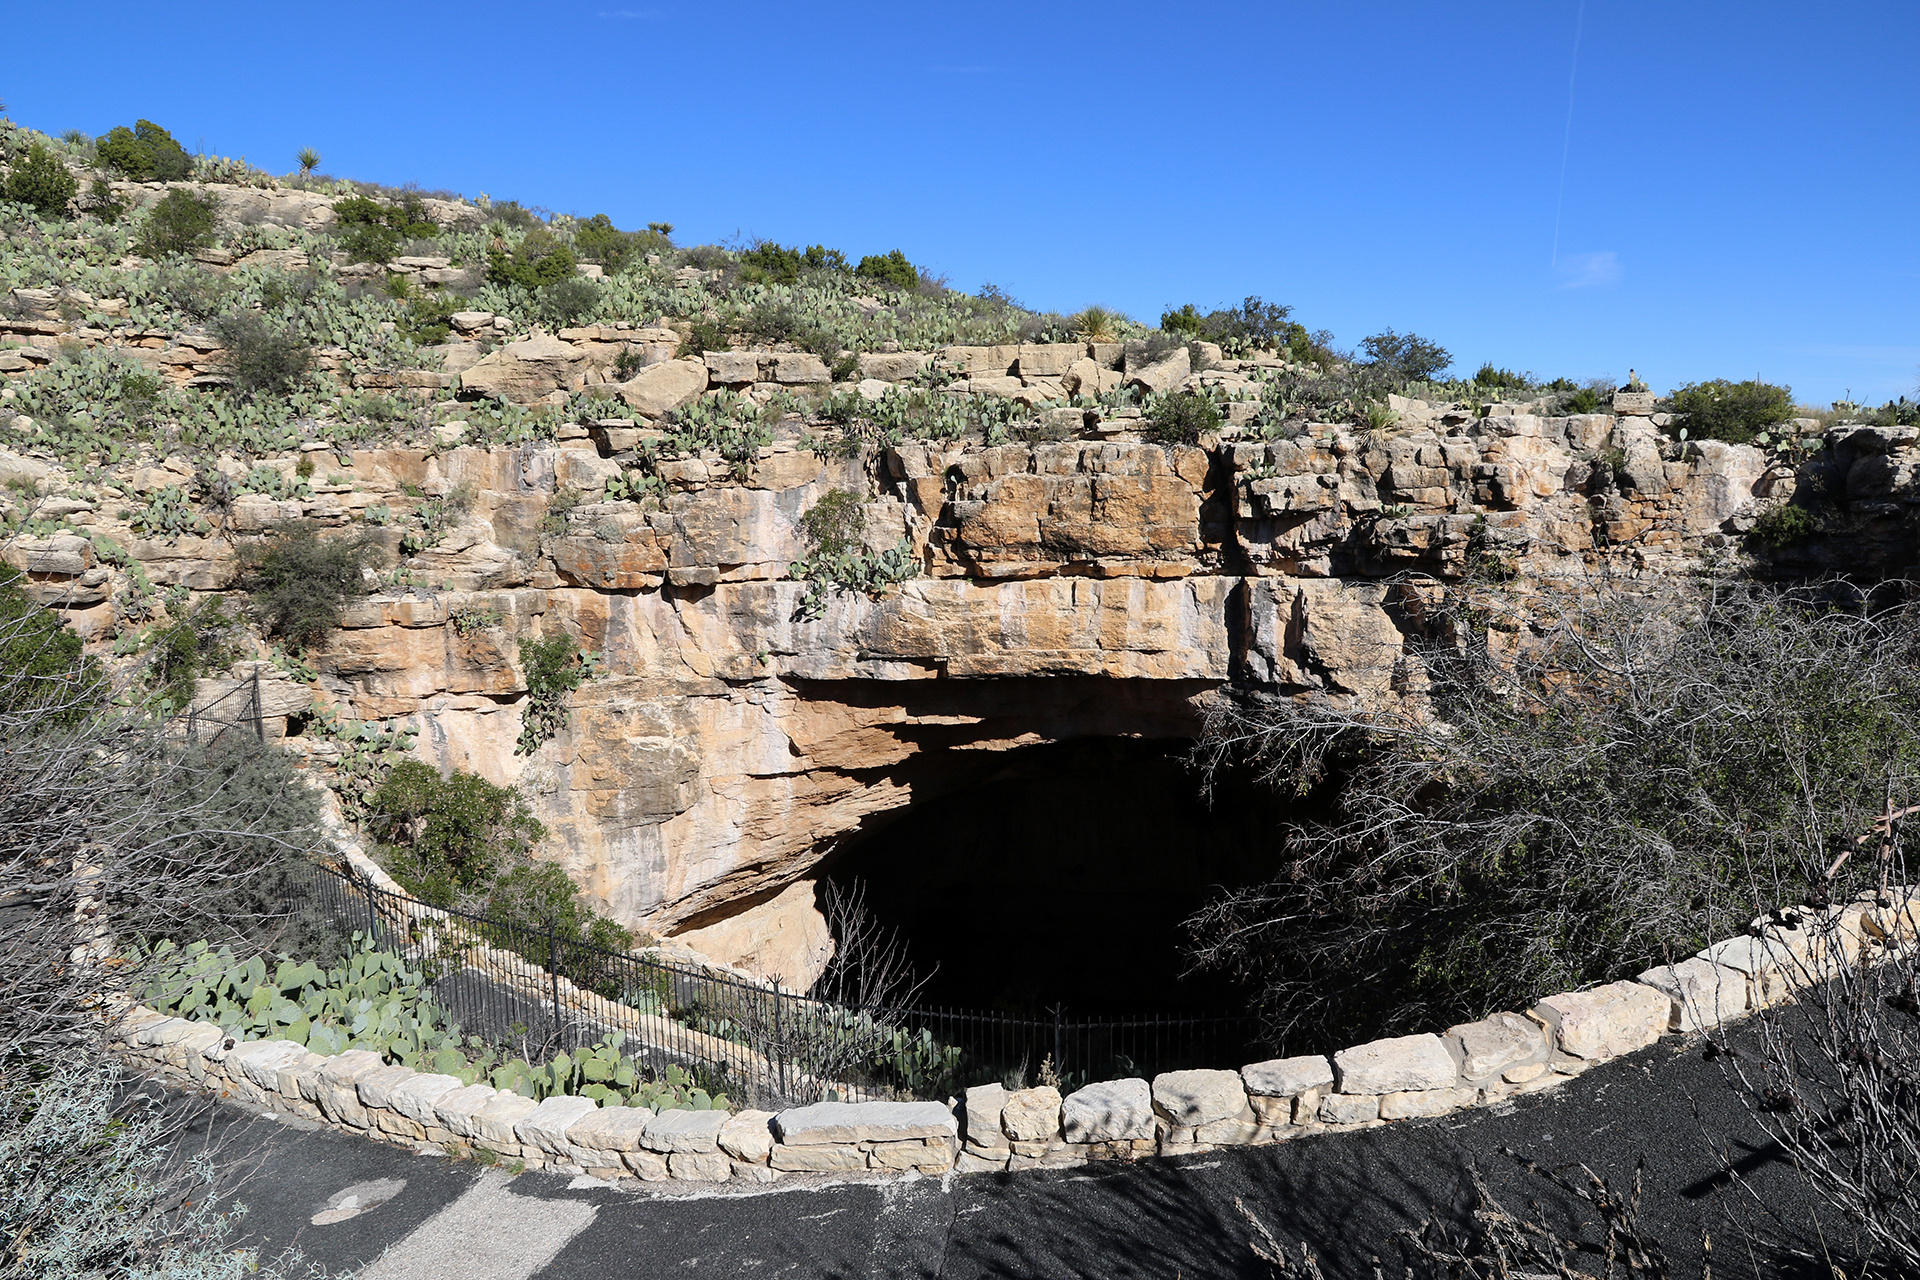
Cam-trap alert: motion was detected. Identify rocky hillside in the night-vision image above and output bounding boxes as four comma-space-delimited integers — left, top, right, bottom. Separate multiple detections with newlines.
3, 114, 1911, 988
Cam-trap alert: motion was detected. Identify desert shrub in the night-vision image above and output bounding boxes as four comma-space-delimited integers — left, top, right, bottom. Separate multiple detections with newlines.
790, 489, 917, 621
144, 598, 243, 711
239, 522, 380, 651
571, 213, 640, 272
856, 249, 918, 292
1749, 502, 1820, 549
95, 118, 192, 181
487, 226, 576, 289
1160, 297, 1305, 356
1072, 305, 1121, 342
2, 142, 76, 218
679, 243, 731, 270
211, 310, 312, 396
82, 178, 124, 223
136, 187, 219, 257
333, 192, 438, 264
738, 240, 848, 285
1360, 328, 1452, 384
1190, 577, 1920, 1048
1144, 389, 1223, 444
1160, 304, 1205, 334
141, 259, 234, 318
486, 199, 539, 230
370, 759, 545, 906
538, 275, 599, 327
1557, 382, 1607, 414
1472, 362, 1530, 388
517, 631, 591, 755
1668, 378, 1794, 444
1124, 331, 1186, 367
0, 572, 103, 722
398, 290, 462, 346
678, 317, 729, 357
485, 862, 632, 952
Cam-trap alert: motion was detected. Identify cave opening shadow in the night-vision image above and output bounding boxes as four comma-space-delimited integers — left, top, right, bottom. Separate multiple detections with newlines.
822, 736, 1298, 1027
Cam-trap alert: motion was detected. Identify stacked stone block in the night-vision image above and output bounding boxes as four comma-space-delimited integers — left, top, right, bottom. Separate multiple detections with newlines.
111, 886, 1917, 1188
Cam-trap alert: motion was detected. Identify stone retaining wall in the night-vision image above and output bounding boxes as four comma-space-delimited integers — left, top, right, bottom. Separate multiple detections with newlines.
112, 888, 1918, 1187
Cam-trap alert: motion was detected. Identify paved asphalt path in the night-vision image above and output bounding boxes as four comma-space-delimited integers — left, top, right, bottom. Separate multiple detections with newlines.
173, 1022, 1850, 1280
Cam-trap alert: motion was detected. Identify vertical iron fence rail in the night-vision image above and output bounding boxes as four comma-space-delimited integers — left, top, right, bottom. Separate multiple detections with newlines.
288, 861, 1258, 1107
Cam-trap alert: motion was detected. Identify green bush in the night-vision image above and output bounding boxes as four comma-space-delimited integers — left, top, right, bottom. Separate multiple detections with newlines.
487, 226, 576, 289
333, 193, 438, 264
538, 275, 599, 328
789, 489, 917, 621
1560, 384, 1606, 414
855, 249, 918, 292
145, 599, 242, 711
679, 244, 731, 270
571, 214, 670, 273
0, 572, 104, 722
1668, 378, 1795, 444
82, 177, 124, 223
678, 318, 729, 358
2, 142, 76, 218
739, 240, 848, 285
1360, 328, 1453, 384
1159, 304, 1205, 334
1159, 297, 1304, 356
485, 862, 632, 953
1144, 389, 1223, 445
136, 187, 219, 258
211, 310, 313, 396
517, 632, 590, 755
371, 759, 545, 906
1749, 502, 1820, 549
239, 522, 380, 651
1472, 363, 1528, 388
95, 119, 192, 182
398, 290, 462, 346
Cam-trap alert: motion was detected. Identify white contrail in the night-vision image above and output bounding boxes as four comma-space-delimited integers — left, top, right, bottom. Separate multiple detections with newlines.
1550, 0, 1588, 268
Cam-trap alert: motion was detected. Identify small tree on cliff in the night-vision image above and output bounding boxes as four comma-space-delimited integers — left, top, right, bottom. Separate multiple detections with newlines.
1187, 572, 1920, 1049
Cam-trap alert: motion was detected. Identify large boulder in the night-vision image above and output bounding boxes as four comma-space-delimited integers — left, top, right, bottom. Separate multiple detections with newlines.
459, 333, 585, 405
1124, 346, 1191, 394
617, 358, 709, 418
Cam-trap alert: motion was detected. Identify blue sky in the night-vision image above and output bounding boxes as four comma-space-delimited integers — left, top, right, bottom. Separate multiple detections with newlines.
9, 1, 1917, 404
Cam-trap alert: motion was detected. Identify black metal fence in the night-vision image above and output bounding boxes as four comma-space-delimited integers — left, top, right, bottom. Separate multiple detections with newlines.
288, 859, 1259, 1109
179, 671, 266, 745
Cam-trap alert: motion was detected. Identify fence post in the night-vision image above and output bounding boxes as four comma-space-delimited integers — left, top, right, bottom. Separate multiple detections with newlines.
547, 922, 562, 1046
251, 670, 264, 743
769, 979, 784, 1106
362, 870, 378, 944
1051, 1004, 1062, 1081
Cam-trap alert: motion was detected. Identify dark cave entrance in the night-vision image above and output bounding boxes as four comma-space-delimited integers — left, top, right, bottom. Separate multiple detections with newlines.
821, 737, 1299, 1019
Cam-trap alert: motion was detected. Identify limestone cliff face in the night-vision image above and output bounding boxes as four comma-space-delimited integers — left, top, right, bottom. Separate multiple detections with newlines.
299, 412, 1782, 979
15, 406, 1913, 984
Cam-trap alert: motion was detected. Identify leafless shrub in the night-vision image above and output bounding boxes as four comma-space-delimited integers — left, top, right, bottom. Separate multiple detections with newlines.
1392, 1157, 1681, 1279
1187, 571, 1920, 1048
1712, 919, 1920, 1275
679, 878, 935, 1105
0, 578, 329, 1275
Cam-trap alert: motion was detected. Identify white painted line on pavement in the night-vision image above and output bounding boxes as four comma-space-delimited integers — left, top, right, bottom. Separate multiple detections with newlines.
353, 1171, 597, 1280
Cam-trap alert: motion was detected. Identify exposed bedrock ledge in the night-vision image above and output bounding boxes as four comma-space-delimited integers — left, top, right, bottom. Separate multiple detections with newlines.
359, 569, 1406, 983
258, 416, 1894, 981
